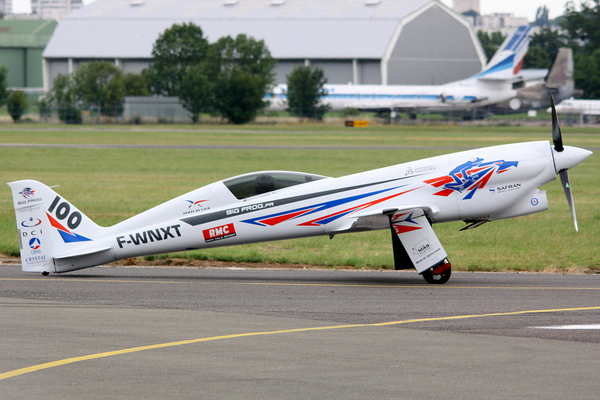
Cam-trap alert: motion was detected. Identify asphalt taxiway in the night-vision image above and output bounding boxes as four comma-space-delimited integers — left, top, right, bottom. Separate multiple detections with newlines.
2, 265, 600, 399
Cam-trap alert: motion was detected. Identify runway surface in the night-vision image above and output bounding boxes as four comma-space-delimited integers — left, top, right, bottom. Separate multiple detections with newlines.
2, 265, 600, 399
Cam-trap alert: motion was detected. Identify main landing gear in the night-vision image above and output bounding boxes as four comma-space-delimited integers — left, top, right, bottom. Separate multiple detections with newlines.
422, 259, 451, 284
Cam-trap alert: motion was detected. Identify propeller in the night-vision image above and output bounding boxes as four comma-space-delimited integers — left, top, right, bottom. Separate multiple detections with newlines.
550, 94, 578, 232
550, 95, 563, 152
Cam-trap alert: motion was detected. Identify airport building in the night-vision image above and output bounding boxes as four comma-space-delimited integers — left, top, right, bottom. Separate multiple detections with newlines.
42, 0, 486, 91
31, 0, 83, 21
0, 0, 13, 16
0, 19, 57, 101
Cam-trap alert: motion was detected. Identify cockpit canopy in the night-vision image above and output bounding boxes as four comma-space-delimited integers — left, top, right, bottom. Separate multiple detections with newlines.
223, 171, 328, 200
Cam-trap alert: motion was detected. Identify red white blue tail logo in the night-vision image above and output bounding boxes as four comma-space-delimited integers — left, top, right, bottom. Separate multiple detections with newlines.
47, 212, 92, 243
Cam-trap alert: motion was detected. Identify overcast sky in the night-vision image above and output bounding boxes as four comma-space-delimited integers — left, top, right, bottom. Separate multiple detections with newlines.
11, 0, 586, 21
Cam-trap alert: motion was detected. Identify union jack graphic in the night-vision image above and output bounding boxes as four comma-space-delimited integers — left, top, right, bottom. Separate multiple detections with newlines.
424, 158, 518, 200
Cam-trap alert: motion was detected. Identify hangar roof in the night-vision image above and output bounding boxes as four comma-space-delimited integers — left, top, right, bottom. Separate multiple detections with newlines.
0, 20, 57, 48
43, 0, 436, 59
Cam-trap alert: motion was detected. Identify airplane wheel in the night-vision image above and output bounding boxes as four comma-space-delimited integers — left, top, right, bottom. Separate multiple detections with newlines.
41, 271, 49, 276
422, 261, 451, 284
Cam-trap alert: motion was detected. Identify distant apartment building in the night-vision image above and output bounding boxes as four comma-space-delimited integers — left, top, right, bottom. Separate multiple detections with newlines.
474, 13, 529, 36
453, 0, 530, 36
453, 0, 479, 15
0, 0, 13, 15
31, 0, 82, 21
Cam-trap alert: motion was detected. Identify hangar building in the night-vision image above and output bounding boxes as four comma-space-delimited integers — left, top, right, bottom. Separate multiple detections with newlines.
42, 0, 486, 91
0, 19, 57, 100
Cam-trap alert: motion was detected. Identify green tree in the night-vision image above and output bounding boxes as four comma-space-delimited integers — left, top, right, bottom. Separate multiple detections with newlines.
286, 66, 330, 120
210, 34, 276, 124
0, 66, 8, 107
37, 96, 52, 122
179, 64, 213, 122
477, 30, 506, 62
523, 27, 566, 69
562, 0, 600, 53
72, 61, 125, 116
534, 5, 550, 26
143, 22, 210, 96
522, 46, 551, 69
574, 49, 600, 98
123, 73, 150, 96
7, 91, 28, 122
561, 0, 600, 98
210, 34, 276, 87
48, 73, 81, 124
213, 68, 265, 124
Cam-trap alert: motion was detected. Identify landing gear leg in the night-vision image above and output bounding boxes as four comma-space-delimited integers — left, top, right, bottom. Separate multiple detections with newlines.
422, 259, 451, 284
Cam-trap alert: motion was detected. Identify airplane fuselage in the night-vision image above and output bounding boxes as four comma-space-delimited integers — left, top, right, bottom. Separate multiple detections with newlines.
44, 140, 557, 272
551, 99, 600, 116
267, 79, 517, 113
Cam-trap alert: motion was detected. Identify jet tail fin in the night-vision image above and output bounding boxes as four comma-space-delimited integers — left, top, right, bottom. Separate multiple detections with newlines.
476, 25, 531, 81
7, 180, 106, 274
545, 47, 574, 92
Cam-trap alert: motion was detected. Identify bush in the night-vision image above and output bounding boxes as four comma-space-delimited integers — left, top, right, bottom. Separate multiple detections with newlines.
341, 108, 360, 117
58, 105, 82, 124
7, 91, 28, 122
37, 96, 52, 121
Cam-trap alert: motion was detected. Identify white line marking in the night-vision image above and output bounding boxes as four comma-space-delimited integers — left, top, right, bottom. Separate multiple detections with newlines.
532, 324, 600, 330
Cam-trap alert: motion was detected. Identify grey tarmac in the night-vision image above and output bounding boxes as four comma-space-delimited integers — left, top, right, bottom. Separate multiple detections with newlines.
1, 265, 600, 399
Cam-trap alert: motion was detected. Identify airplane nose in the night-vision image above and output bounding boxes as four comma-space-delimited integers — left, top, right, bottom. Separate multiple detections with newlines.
553, 145, 593, 173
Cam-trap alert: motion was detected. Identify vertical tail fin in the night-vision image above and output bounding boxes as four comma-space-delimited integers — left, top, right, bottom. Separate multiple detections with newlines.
7, 180, 106, 273
545, 47, 574, 93
476, 25, 531, 81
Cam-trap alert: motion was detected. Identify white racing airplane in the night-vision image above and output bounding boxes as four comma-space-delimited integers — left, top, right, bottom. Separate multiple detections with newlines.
8, 98, 591, 284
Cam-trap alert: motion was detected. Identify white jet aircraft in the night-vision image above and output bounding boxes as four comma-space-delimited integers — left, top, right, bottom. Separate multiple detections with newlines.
549, 97, 600, 116
267, 26, 531, 115
8, 98, 591, 284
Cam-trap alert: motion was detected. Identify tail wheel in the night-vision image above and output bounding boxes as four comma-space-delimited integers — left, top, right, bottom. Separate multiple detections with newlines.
422, 260, 451, 284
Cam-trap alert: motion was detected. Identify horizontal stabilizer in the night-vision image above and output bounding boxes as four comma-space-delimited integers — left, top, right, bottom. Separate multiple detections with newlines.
54, 246, 113, 260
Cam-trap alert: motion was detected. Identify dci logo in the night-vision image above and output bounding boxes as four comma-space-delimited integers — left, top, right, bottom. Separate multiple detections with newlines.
203, 223, 236, 243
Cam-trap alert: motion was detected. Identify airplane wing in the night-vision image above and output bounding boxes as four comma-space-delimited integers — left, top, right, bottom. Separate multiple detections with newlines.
324, 204, 440, 234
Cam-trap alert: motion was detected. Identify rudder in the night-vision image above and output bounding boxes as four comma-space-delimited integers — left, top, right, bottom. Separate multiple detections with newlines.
7, 180, 105, 274
476, 25, 531, 80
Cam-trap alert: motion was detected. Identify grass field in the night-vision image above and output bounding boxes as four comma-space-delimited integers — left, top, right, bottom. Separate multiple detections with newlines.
1, 123, 599, 272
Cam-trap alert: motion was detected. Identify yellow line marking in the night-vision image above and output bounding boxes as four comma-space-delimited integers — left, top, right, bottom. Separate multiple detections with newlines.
1, 277, 600, 290
1, 306, 600, 381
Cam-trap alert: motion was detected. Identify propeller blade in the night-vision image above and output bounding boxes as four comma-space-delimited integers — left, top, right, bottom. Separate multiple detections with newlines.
559, 169, 579, 232
550, 94, 564, 152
